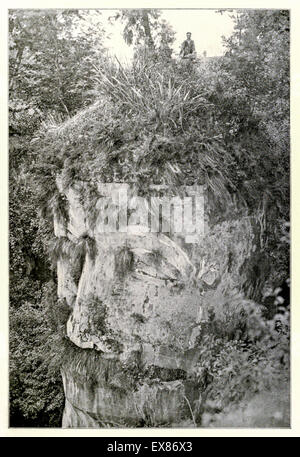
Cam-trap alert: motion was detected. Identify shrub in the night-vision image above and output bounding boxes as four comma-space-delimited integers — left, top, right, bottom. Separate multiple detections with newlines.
9, 282, 65, 427
191, 294, 290, 426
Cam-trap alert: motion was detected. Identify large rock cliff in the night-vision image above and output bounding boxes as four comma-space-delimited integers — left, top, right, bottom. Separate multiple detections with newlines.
52, 180, 267, 427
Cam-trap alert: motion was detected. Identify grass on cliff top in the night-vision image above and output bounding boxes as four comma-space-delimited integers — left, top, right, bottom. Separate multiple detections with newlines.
34, 58, 242, 207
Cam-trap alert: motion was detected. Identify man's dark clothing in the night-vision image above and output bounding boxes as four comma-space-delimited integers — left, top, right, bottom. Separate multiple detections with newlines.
180, 39, 195, 57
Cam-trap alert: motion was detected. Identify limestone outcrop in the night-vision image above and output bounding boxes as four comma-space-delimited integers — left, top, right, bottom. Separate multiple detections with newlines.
53, 180, 266, 427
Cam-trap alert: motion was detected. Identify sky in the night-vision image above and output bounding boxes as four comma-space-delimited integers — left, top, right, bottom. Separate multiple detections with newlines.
101, 9, 235, 62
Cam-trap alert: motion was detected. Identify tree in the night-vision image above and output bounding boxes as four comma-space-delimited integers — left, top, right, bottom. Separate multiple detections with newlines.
220, 9, 290, 284
9, 8, 109, 426
9, 9, 109, 309
198, 9, 289, 284
9, 282, 68, 427
113, 9, 175, 59
9, 9, 107, 118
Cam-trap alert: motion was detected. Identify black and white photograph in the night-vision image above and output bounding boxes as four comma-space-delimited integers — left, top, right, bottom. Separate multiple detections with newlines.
7, 5, 291, 431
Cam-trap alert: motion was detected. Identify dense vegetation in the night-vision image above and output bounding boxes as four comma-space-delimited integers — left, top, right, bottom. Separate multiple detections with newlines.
9, 9, 290, 427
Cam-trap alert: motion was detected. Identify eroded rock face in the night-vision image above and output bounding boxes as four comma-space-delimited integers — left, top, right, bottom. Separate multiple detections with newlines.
55, 181, 266, 427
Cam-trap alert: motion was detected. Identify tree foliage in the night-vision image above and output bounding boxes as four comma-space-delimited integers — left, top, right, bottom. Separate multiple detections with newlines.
113, 9, 175, 49
9, 8, 109, 307
221, 9, 290, 282
9, 282, 65, 426
9, 9, 109, 426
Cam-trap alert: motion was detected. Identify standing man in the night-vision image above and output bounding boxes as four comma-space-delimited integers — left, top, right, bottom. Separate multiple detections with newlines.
180, 32, 196, 60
